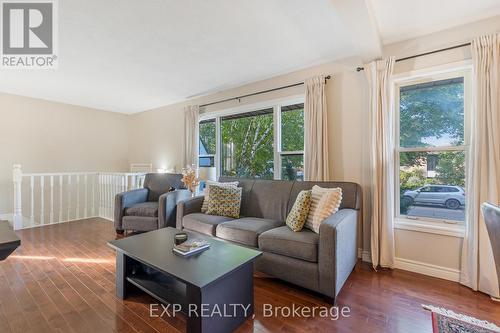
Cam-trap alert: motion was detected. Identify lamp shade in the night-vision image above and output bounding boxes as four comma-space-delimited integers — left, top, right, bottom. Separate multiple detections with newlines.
198, 167, 217, 181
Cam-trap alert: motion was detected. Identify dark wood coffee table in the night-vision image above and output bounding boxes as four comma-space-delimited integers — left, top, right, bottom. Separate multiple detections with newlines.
108, 227, 261, 333
0, 220, 20, 261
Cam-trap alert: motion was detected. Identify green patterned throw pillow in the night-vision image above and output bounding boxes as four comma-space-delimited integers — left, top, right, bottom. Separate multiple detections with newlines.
286, 190, 312, 232
206, 184, 242, 218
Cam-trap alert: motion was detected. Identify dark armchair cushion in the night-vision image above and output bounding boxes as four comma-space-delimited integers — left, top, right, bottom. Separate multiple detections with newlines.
125, 202, 159, 217
144, 173, 184, 202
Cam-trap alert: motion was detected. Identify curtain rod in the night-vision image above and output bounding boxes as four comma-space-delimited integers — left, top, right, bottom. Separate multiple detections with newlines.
199, 75, 331, 108
356, 42, 471, 72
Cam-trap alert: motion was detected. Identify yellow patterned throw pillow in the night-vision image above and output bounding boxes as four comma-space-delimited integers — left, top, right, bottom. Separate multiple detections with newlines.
286, 190, 312, 232
305, 185, 343, 233
201, 180, 239, 213
206, 184, 242, 218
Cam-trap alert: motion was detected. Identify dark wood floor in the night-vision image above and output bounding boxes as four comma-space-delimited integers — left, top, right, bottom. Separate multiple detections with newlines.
0, 218, 498, 333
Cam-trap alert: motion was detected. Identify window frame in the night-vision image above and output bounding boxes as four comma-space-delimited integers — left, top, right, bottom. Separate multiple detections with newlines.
393, 64, 472, 233
276, 103, 305, 180
198, 119, 216, 167
198, 95, 304, 180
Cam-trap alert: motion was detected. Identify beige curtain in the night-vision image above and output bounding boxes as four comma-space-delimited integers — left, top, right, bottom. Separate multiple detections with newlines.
365, 58, 396, 269
304, 76, 329, 181
183, 105, 199, 168
460, 33, 500, 299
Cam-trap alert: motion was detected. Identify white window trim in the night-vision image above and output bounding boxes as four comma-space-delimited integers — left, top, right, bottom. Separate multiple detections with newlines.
198, 95, 305, 180
392, 62, 472, 238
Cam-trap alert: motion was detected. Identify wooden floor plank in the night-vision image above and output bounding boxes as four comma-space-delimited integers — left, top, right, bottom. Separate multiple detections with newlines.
1, 218, 498, 333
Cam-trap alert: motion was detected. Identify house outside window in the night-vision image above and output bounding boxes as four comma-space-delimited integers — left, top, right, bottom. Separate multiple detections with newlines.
199, 119, 216, 167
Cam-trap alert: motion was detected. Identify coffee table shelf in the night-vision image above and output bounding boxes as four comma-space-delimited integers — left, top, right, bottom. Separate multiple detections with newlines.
126, 270, 188, 311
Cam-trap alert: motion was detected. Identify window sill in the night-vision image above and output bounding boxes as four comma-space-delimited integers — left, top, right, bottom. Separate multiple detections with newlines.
394, 218, 465, 238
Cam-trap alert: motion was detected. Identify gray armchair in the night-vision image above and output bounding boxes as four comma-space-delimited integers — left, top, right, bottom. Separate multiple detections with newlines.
114, 173, 191, 233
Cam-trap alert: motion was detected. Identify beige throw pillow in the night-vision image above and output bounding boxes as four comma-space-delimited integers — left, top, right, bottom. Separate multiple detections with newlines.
305, 185, 342, 233
201, 180, 239, 212
205, 184, 242, 218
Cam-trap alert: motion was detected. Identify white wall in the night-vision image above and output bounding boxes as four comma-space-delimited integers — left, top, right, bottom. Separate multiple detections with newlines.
0, 93, 130, 214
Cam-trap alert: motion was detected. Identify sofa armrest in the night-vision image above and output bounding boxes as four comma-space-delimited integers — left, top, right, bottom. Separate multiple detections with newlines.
158, 190, 192, 229
318, 209, 358, 300
176, 196, 205, 229
114, 188, 149, 231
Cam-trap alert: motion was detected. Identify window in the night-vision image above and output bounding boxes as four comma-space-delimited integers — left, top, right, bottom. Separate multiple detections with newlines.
198, 99, 305, 180
396, 71, 470, 223
280, 103, 304, 180
199, 119, 216, 167
220, 108, 274, 179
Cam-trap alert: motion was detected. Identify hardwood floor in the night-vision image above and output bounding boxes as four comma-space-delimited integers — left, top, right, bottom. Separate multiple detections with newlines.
0, 218, 498, 333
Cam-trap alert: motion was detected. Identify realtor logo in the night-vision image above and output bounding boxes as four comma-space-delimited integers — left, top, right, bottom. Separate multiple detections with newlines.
1, 0, 58, 68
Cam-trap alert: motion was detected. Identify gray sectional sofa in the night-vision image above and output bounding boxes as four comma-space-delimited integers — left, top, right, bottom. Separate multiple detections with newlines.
176, 177, 362, 303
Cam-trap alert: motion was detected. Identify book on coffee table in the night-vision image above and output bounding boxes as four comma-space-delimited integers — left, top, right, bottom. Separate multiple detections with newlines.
173, 238, 210, 256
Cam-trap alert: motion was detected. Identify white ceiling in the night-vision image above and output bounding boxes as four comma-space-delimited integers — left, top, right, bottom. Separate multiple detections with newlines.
0, 0, 358, 114
1, 0, 500, 113
368, 0, 500, 44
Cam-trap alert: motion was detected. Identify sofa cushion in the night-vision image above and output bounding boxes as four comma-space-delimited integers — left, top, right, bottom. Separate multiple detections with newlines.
258, 226, 319, 262
125, 202, 159, 217
244, 180, 294, 221
122, 216, 158, 231
216, 217, 283, 247
183, 213, 234, 236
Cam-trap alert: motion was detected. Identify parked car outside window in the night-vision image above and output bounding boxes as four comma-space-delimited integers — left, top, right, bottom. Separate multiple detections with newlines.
403, 185, 465, 210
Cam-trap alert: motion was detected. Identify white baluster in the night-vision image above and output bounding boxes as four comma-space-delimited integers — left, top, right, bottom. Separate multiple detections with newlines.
84, 174, 88, 218
76, 174, 80, 219
12, 164, 23, 230
115, 175, 119, 214
98, 173, 103, 218
30, 175, 35, 223
50, 175, 54, 224
110, 175, 113, 218
59, 175, 63, 222
131, 174, 137, 190
103, 174, 108, 218
110, 175, 113, 219
123, 175, 128, 192
67, 175, 72, 220
40, 176, 45, 225
109, 174, 111, 218
92, 173, 96, 217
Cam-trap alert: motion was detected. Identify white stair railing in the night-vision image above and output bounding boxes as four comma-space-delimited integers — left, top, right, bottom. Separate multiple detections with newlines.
11, 165, 146, 230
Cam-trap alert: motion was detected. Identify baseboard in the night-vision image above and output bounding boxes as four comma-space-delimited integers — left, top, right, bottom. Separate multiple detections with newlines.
357, 248, 372, 263
394, 257, 460, 282
362, 250, 372, 263
0, 213, 13, 221
0, 211, 114, 230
